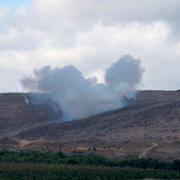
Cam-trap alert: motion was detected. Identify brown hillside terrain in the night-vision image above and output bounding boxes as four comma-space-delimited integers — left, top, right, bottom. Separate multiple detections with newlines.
0, 91, 179, 160
0, 93, 63, 138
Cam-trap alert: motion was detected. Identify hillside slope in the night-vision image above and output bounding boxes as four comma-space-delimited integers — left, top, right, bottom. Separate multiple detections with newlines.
0, 93, 63, 138
0, 91, 180, 160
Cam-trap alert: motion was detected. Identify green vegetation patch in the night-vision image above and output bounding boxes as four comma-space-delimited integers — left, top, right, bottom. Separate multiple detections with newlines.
0, 150, 179, 179
0, 163, 179, 180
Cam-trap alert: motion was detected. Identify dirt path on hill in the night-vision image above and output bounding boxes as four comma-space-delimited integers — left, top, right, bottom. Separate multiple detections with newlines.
139, 143, 158, 158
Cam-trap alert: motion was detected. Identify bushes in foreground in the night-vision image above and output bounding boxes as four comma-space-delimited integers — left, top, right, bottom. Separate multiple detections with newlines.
0, 150, 179, 179
0, 163, 179, 180
0, 150, 179, 171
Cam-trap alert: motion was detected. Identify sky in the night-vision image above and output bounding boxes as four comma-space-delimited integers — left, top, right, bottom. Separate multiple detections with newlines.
0, 0, 180, 92
0, 0, 30, 7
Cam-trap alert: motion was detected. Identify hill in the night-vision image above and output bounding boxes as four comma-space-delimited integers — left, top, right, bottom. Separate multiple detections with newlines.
0, 93, 63, 139
0, 91, 179, 160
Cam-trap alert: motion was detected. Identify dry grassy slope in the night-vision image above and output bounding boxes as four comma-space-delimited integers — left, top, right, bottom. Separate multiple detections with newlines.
0, 93, 63, 138
0, 90, 180, 160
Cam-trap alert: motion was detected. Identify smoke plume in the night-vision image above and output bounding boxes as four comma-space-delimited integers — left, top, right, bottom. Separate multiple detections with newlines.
21, 55, 144, 120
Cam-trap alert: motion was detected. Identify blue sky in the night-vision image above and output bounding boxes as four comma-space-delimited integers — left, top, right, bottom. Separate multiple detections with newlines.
0, 0, 31, 7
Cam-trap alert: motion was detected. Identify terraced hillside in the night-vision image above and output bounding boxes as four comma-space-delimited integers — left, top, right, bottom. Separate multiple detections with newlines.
0, 91, 180, 160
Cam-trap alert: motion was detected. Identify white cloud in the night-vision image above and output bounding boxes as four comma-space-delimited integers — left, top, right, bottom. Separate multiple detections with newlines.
0, 0, 180, 91
32, 0, 180, 27
0, 6, 11, 22
0, 27, 47, 51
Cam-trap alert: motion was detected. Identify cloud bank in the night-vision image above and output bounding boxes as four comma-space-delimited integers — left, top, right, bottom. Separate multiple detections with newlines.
0, 0, 180, 91
21, 55, 144, 120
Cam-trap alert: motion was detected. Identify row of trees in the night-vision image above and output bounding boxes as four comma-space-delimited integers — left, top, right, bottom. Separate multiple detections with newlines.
0, 150, 179, 171
0, 163, 179, 179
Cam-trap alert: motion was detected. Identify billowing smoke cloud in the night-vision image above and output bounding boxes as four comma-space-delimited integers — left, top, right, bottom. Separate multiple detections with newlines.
21, 55, 144, 120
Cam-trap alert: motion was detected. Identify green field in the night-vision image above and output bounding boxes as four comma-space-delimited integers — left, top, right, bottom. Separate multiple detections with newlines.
0, 151, 179, 179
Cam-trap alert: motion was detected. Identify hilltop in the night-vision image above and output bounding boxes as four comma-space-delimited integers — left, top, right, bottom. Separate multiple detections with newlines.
0, 91, 179, 160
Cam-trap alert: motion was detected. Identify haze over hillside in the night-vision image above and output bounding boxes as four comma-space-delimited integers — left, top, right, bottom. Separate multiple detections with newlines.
0, 90, 179, 160
1, 0, 180, 162
21, 55, 144, 120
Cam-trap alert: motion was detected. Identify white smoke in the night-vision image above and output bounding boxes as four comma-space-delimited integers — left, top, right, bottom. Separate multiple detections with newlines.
21, 55, 144, 120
